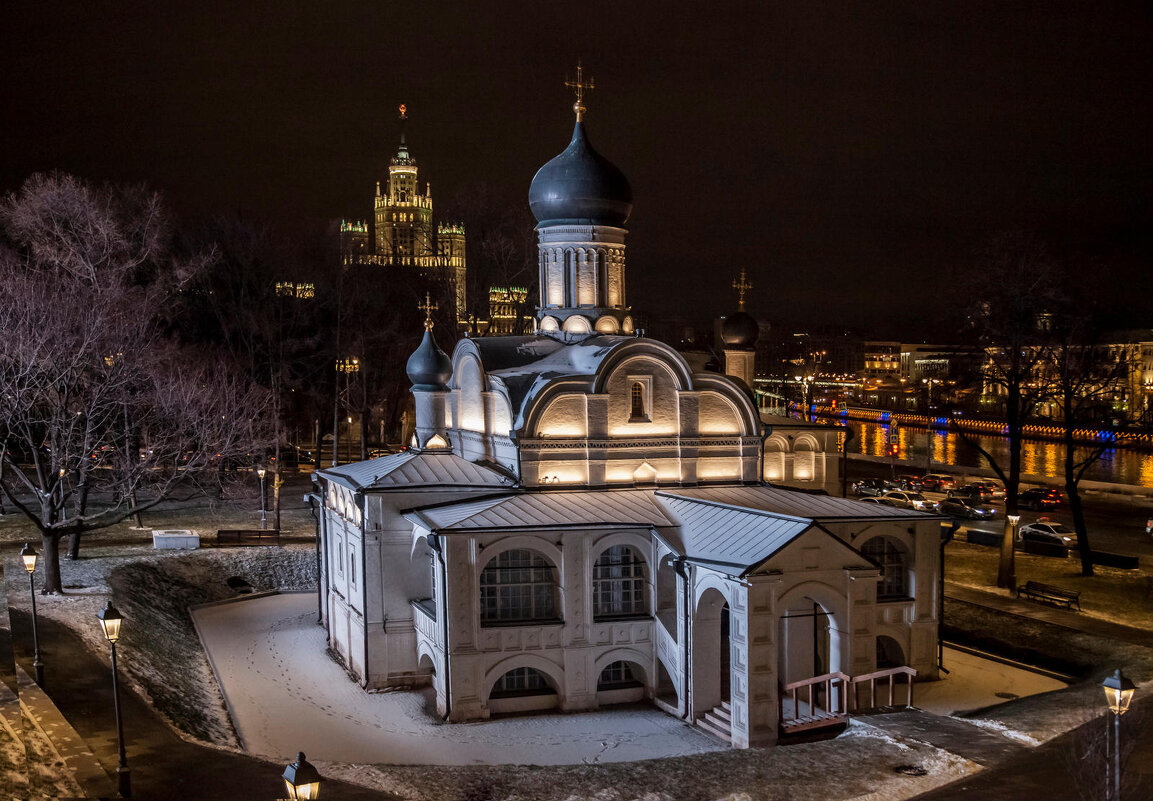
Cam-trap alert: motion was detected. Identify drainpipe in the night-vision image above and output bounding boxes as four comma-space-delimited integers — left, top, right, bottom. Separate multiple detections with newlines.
309, 475, 326, 627
429, 532, 452, 720
675, 556, 691, 720
758, 424, 770, 484
357, 489, 368, 687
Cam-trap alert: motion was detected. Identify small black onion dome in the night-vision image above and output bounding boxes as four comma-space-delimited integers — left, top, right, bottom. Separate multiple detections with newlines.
721, 312, 760, 348
406, 330, 453, 390
529, 122, 633, 226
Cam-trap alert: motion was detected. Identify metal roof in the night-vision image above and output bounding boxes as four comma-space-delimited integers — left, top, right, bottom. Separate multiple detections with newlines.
318, 450, 516, 492
658, 485, 933, 521
408, 489, 673, 533
655, 494, 811, 570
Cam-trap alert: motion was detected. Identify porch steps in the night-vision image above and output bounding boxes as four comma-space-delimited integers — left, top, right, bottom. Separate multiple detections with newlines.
695, 701, 732, 743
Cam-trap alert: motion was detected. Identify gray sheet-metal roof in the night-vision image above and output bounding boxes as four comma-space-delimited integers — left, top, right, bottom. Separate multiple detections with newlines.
410, 489, 673, 533
659, 485, 933, 521
318, 450, 516, 492
656, 493, 811, 570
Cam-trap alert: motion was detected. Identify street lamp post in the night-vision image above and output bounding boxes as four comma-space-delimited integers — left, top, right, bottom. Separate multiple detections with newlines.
20, 544, 44, 686
97, 602, 131, 799
998, 514, 1020, 589
256, 466, 267, 530
1102, 668, 1136, 801
282, 752, 325, 800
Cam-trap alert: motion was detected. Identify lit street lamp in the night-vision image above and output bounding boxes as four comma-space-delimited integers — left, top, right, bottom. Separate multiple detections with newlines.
19, 543, 45, 686
281, 752, 325, 800
1102, 668, 1136, 801
256, 466, 267, 530
97, 601, 131, 799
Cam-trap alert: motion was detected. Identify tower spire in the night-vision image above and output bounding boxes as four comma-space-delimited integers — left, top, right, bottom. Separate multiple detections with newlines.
732, 268, 752, 312
565, 61, 595, 122
395, 104, 410, 161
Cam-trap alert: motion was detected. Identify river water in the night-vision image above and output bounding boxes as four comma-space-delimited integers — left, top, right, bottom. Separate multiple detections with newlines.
839, 419, 1153, 488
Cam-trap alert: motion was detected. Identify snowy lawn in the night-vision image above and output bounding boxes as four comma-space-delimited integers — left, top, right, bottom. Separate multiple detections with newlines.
945, 538, 1153, 630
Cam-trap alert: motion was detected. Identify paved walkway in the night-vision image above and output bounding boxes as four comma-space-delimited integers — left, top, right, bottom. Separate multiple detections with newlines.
860, 709, 1028, 768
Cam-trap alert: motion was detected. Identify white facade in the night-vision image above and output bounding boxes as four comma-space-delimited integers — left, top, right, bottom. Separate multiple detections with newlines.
317, 335, 941, 748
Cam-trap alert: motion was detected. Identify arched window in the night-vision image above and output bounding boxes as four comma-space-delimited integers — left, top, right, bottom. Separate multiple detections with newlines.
480, 549, 558, 625
597, 661, 642, 691
630, 382, 647, 421
491, 667, 554, 697
861, 537, 910, 600
593, 545, 647, 618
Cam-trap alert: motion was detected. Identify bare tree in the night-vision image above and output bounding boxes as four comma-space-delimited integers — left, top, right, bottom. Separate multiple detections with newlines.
0, 173, 271, 593
949, 232, 1065, 588
1052, 319, 1139, 576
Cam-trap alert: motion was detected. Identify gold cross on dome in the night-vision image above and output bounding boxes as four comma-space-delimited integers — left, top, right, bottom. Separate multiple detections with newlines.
565, 61, 595, 121
732, 268, 753, 312
418, 292, 437, 331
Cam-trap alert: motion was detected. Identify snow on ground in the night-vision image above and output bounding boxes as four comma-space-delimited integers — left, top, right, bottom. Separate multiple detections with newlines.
193, 593, 1068, 769
193, 592, 722, 766
916, 646, 1067, 717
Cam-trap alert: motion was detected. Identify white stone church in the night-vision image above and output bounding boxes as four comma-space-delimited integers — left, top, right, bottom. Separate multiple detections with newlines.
316, 92, 941, 748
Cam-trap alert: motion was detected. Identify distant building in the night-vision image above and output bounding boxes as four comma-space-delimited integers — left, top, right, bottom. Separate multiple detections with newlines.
484, 286, 530, 335
341, 106, 468, 325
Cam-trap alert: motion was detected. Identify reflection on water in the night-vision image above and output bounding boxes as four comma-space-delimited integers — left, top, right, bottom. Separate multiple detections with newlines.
845, 420, 1152, 487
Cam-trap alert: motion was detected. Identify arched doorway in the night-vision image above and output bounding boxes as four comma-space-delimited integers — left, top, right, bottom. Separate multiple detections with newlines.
692, 587, 731, 719
778, 597, 837, 684
876, 635, 905, 669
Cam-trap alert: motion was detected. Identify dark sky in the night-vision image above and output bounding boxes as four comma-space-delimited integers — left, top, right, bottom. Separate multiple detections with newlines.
3, 1, 1151, 338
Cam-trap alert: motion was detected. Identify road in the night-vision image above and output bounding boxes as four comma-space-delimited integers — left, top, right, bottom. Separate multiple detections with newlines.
846, 461, 1153, 559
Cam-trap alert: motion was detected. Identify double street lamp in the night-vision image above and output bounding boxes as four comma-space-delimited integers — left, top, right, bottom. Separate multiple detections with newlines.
1102, 668, 1136, 801
97, 601, 131, 799
19, 544, 45, 686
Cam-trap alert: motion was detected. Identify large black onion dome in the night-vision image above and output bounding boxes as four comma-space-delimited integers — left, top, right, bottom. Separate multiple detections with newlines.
721, 312, 760, 349
529, 122, 633, 226
406, 330, 452, 390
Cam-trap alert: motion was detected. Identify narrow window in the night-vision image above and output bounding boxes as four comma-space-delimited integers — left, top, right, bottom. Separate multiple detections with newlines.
861, 537, 909, 599
593, 545, 647, 618
630, 382, 646, 421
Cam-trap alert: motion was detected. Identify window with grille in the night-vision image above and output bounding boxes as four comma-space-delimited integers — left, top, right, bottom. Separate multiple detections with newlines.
861, 537, 909, 599
480, 549, 558, 625
597, 660, 641, 690
593, 545, 647, 618
630, 382, 646, 421
490, 667, 554, 697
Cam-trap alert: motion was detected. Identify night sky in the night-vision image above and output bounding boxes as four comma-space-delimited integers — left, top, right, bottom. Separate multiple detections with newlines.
3, 2, 1151, 337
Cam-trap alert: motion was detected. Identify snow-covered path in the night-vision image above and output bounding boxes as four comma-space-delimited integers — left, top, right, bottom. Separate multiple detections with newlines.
192, 592, 724, 765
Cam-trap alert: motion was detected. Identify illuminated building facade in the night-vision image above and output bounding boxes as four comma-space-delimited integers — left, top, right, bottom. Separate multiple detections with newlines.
342, 106, 468, 324
316, 81, 940, 749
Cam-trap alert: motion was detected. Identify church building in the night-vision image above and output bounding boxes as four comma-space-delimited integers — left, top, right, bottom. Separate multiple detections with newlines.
316, 78, 941, 748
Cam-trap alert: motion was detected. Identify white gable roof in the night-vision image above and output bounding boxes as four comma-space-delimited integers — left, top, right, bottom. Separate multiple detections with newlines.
318, 450, 516, 492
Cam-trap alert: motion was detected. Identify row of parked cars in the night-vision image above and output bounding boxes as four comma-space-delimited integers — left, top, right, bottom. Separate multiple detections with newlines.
850, 475, 1066, 521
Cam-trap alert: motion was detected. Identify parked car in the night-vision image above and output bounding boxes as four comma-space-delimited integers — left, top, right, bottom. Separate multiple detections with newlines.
851, 478, 890, 497
947, 486, 986, 502
971, 480, 1006, 500
937, 497, 997, 520
880, 491, 937, 511
1017, 518, 1078, 547
894, 474, 924, 491
920, 474, 958, 491
1017, 487, 1063, 511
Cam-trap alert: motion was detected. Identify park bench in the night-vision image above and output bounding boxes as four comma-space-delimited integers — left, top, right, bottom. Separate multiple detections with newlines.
216, 529, 280, 546
1016, 580, 1081, 611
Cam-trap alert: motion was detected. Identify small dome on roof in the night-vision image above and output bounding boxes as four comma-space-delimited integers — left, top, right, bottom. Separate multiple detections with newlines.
406, 330, 452, 391
529, 121, 632, 227
721, 312, 760, 349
